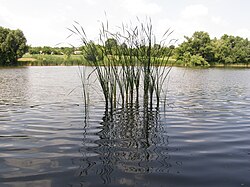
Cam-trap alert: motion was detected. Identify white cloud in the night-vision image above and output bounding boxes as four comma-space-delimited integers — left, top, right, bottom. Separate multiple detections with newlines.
122, 0, 161, 15
156, 4, 236, 44
1, 0, 249, 46
84, 0, 97, 6
157, 4, 209, 43
0, 2, 75, 46
211, 16, 222, 24
181, 4, 208, 19
235, 28, 250, 38
0, 5, 15, 27
156, 4, 227, 44
211, 16, 227, 26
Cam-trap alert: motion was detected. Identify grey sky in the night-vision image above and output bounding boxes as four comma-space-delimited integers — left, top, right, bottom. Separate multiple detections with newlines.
0, 0, 249, 46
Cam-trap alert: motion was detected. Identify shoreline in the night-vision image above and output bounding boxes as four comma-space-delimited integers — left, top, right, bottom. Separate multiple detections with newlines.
15, 55, 250, 69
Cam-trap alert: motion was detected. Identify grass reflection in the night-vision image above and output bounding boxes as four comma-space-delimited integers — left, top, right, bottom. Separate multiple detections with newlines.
78, 106, 170, 185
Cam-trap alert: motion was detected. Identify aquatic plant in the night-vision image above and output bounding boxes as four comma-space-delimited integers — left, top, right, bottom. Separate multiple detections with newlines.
68, 19, 176, 112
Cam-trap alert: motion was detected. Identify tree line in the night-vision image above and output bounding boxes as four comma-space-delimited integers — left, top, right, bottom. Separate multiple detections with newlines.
175, 31, 250, 66
28, 46, 76, 56
81, 33, 250, 67
1, 25, 250, 66
82, 38, 175, 63
27, 34, 250, 67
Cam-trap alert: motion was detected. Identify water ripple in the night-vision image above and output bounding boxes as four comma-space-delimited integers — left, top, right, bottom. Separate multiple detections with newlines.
1, 67, 250, 187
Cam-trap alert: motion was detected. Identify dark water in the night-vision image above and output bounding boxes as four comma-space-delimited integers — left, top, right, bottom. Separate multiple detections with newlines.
0, 66, 250, 187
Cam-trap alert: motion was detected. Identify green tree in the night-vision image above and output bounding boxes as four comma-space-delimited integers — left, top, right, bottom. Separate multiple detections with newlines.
29, 46, 42, 54
176, 31, 214, 66
105, 38, 118, 55
120, 42, 129, 55
83, 42, 103, 63
0, 27, 28, 65
190, 54, 209, 66
62, 47, 74, 58
213, 34, 250, 65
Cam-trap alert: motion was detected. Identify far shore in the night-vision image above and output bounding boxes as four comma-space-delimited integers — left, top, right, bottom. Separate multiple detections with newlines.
16, 54, 250, 69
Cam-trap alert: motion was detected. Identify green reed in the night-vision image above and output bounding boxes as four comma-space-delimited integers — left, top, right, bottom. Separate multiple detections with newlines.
69, 19, 175, 112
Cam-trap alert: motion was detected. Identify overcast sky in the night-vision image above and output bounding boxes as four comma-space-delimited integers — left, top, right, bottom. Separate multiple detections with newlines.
0, 0, 249, 47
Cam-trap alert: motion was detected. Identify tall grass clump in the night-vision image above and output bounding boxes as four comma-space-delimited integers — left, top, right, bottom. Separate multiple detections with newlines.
68, 19, 176, 113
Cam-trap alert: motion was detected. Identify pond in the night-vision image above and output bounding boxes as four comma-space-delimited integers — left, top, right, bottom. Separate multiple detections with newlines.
0, 66, 250, 187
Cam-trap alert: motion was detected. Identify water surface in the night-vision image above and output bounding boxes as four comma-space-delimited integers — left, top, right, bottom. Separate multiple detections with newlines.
0, 66, 250, 187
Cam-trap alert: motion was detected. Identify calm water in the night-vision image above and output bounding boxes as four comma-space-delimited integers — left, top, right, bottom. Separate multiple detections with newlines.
0, 66, 250, 187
